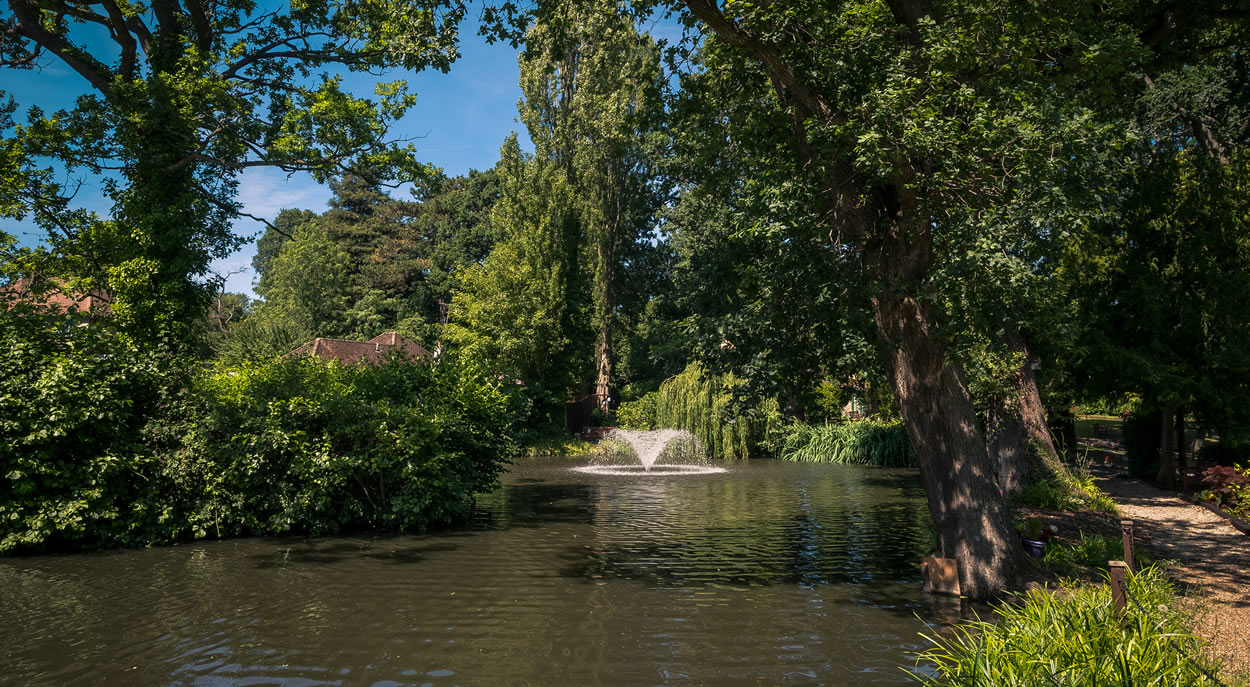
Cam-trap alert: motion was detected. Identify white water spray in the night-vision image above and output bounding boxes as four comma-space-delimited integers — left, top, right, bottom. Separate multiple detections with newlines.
573, 428, 726, 476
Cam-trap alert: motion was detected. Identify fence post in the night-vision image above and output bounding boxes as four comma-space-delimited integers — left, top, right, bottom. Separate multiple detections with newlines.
1121, 519, 1134, 571
1109, 560, 1128, 624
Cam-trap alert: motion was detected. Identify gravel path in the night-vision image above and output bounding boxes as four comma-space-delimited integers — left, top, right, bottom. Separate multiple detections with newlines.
1094, 468, 1250, 677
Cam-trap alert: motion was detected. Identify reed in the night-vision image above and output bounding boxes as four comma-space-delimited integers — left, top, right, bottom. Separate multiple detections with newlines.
777, 420, 916, 467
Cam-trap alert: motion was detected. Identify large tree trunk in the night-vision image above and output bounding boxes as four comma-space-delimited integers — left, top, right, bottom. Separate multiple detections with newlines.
986, 399, 1029, 494
1157, 406, 1176, 488
870, 225, 1017, 600
986, 331, 1061, 494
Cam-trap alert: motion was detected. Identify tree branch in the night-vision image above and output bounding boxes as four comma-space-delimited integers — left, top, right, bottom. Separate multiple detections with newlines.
681, 0, 836, 121
7, 0, 114, 92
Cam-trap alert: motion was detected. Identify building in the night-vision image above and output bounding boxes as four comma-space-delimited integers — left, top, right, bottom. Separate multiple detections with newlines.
0, 276, 111, 319
286, 331, 432, 365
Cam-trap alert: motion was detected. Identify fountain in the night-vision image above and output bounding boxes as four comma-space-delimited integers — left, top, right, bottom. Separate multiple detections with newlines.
572, 428, 727, 476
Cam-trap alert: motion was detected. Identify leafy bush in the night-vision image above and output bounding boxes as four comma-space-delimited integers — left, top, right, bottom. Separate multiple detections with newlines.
1197, 442, 1246, 468
615, 391, 657, 430
1042, 532, 1151, 574
775, 420, 916, 467
1198, 464, 1250, 518
912, 566, 1223, 686
1013, 470, 1118, 515
0, 313, 184, 553
0, 318, 519, 553
171, 353, 516, 537
516, 424, 596, 457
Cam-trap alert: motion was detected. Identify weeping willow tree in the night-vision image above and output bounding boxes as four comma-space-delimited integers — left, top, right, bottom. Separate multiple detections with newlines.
655, 363, 778, 460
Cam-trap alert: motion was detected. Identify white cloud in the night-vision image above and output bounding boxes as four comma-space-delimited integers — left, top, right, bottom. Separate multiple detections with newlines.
212, 168, 332, 298
234, 168, 330, 222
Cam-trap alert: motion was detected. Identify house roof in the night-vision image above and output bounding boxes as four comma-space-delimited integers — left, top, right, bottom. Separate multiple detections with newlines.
0, 277, 111, 316
286, 332, 432, 365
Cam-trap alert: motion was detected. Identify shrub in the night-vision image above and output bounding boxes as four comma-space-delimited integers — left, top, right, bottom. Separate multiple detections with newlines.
615, 391, 657, 430
775, 420, 916, 467
1012, 470, 1118, 515
0, 314, 184, 553
171, 353, 517, 537
1198, 465, 1250, 517
912, 566, 1223, 686
1042, 532, 1151, 574
1197, 442, 1245, 468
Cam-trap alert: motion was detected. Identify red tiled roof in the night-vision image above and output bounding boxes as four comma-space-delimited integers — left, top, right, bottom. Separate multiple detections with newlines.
286, 331, 432, 365
0, 277, 111, 316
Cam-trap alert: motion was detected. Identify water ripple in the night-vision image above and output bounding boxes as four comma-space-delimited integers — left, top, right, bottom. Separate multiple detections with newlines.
0, 459, 939, 686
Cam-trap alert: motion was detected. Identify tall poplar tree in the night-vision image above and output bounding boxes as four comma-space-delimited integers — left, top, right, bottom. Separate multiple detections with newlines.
516, 1, 665, 410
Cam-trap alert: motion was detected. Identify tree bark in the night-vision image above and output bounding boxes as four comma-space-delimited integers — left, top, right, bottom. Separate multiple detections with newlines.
1157, 406, 1176, 488
986, 331, 1060, 494
986, 398, 1029, 494
595, 323, 612, 411
869, 226, 1017, 599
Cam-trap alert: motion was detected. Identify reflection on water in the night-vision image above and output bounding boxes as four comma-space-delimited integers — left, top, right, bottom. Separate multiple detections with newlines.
0, 458, 941, 686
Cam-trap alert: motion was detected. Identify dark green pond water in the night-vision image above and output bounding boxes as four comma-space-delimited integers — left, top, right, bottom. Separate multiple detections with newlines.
0, 458, 947, 686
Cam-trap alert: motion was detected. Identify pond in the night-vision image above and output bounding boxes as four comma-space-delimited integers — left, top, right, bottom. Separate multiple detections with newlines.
0, 457, 947, 686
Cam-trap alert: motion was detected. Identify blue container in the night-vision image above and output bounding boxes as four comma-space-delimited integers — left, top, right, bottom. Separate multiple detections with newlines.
1021, 538, 1047, 558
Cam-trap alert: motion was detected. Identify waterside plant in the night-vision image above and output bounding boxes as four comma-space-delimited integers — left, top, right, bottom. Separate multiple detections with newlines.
912, 565, 1223, 687
775, 420, 916, 467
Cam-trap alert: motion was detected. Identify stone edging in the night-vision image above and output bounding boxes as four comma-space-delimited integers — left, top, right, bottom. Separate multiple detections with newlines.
1178, 493, 1250, 536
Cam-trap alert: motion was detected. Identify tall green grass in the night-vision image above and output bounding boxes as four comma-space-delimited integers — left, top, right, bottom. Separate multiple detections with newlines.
912, 565, 1223, 686
776, 420, 916, 467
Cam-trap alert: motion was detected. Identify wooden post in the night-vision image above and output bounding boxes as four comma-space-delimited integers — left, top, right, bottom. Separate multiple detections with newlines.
1121, 520, 1134, 571
1109, 561, 1128, 623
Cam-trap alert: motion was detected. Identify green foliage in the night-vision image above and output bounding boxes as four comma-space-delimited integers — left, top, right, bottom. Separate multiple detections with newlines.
654, 363, 779, 461
1013, 468, 1119, 515
517, 1, 668, 402
776, 420, 917, 468
912, 566, 1222, 687
0, 295, 518, 552
0, 309, 184, 552
615, 391, 658, 431
1197, 465, 1250, 518
445, 136, 592, 416
4, 0, 459, 346
1042, 533, 1152, 575
1078, 394, 1141, 418
516, 426, 597, 458
1197, 443, 1247, 468
812, 381, 846, 422
172, 354, 516, 537
251, 224, 355, 337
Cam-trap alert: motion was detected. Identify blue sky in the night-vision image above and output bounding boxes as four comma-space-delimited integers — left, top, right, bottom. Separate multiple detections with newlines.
2, 26, 532, 296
